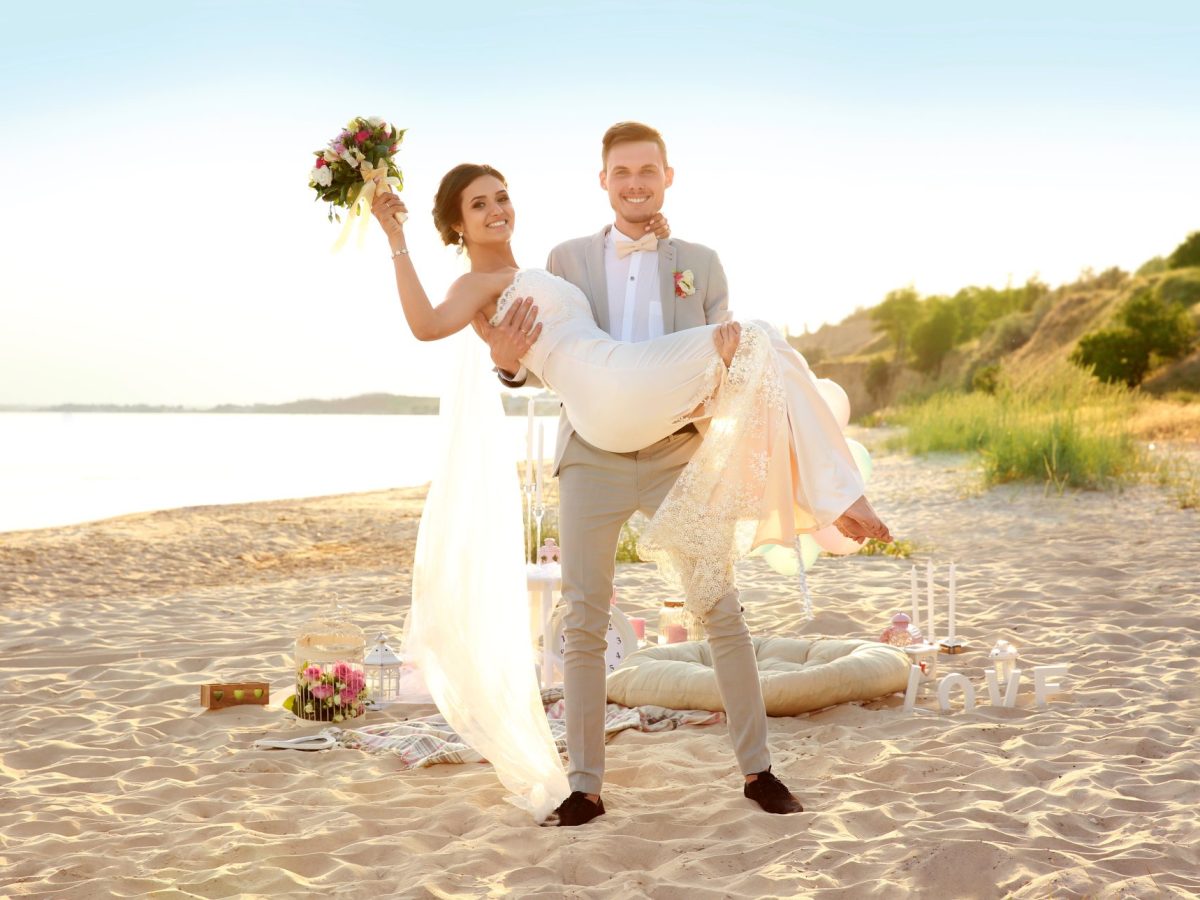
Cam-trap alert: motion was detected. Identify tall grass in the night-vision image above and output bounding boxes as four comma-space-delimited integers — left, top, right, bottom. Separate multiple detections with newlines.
886, 363, 1141, 491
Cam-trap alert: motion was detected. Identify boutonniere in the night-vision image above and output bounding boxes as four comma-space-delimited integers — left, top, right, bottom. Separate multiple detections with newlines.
673, 269, 696, 299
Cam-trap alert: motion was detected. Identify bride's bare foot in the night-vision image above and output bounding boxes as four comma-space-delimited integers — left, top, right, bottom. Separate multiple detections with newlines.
833, 495, 893, 544
713, 322, 742, 367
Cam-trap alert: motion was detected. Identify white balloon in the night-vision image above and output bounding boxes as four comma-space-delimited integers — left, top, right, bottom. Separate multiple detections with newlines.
815, 378, 851, 430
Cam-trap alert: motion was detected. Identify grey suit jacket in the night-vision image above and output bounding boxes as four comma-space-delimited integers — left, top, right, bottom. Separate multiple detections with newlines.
504, 225, 731, 473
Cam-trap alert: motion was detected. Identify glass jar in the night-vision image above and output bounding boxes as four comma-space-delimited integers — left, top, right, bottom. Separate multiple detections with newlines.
657, 600, 703, 644
292, 598, 369, 722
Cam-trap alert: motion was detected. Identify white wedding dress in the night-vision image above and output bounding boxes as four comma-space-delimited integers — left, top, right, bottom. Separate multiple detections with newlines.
404, 267, 865, 823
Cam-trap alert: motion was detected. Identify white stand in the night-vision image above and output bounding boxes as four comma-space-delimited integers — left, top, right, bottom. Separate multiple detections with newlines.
527, 562, 563, 688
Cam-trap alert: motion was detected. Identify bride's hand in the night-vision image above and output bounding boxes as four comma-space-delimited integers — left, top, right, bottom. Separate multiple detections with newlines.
647, 213, 671, 240
370, 182, 408, 247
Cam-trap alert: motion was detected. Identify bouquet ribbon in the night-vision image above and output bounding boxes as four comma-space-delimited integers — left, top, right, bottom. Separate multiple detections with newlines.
332, 160, 405, 252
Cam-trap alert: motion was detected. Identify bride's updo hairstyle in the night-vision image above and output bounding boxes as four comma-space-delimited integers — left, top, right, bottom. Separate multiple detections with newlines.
432, 163, 507, 247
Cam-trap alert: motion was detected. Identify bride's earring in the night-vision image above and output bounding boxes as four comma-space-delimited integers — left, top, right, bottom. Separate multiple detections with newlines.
456, 232, 466, 257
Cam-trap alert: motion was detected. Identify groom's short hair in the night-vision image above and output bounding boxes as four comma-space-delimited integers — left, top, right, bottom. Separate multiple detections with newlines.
602, 122, 669, 169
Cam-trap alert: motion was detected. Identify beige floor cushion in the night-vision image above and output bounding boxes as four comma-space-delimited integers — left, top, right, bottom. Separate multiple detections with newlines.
606, 636, 910, 715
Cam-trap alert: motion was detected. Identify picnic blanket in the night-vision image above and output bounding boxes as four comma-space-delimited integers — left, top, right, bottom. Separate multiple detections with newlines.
259, 688, 724, 769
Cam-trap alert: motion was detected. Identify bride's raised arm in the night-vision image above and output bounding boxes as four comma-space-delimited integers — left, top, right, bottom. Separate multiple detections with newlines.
370, 187, 500, 342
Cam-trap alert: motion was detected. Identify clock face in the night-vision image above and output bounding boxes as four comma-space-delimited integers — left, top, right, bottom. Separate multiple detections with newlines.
556, 614, 633, 673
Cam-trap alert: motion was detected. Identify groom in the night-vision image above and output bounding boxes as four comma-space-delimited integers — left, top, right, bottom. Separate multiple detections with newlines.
475, 122, 802, 826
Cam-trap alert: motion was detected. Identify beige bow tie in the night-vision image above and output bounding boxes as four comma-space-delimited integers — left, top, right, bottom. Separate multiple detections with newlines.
614, 233, 658, 258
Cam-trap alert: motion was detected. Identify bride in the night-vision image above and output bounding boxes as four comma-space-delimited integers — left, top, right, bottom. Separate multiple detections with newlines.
368, 163, 891, 821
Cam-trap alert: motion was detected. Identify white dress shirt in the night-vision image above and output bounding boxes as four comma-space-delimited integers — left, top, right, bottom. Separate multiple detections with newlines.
605, 225, 665, 343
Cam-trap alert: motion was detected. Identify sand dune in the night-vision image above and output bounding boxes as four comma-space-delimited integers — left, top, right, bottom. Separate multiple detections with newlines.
2, 441, 1197, 898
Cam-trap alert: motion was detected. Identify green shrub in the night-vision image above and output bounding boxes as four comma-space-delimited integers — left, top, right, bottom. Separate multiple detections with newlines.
1137, 256, 1169, 277
909, 300, 961, 375
1156, 269, 1200, 308
970, 362, 1001, 394
1071, 290, 1195, 386
1167, 231, 1200, 270
865, 355, 892, 402
1071, 329, 1150, 386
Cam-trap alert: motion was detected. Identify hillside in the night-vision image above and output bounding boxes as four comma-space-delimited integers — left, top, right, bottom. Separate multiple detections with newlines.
789, 264, 1200, 424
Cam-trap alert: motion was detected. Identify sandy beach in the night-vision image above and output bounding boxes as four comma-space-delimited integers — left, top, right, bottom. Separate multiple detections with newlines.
2, 436, 1198, 899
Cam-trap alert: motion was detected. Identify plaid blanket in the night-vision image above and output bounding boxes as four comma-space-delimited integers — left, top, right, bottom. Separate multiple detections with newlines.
322, 688, 724, 769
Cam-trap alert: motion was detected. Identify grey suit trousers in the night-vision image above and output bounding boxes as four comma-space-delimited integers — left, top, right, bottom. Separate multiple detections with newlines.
557, 427, 772, 795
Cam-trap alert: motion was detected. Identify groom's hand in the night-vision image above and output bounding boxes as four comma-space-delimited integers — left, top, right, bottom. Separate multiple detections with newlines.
472, 296, 542, 376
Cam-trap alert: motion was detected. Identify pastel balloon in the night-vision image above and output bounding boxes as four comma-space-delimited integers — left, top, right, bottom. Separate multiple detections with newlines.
812, 523, 864, 556
757, 544, 798, 577
844, 438, 873, 483
816, 378, 851, 429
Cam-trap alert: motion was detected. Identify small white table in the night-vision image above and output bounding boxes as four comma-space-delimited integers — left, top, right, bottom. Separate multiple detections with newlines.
527, 563, 563, 688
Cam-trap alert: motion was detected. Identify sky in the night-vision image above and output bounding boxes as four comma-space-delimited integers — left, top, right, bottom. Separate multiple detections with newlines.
1, 1, 1198, 406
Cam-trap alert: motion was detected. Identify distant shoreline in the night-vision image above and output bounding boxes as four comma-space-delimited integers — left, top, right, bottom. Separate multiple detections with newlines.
0, 392, 561, 416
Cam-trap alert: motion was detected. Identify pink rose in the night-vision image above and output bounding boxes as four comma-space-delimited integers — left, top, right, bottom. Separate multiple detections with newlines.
332, 662, 352, 682
315, 157, 326, 168
346, 670, 365, 692
304, 665, 322, 682
340, 687, 358, 704
355, 129, 369, 144
310, 684, 334, 700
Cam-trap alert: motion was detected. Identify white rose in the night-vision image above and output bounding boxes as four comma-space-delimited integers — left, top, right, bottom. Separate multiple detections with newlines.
311, 166, 332, 187
322, 149, 338, 163
340, 149, 360, 169
677, 270, 696, 296
367, 116, 384, 128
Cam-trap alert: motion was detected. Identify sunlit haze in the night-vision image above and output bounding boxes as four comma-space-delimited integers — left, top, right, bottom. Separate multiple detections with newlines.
2, 1, 1197, 406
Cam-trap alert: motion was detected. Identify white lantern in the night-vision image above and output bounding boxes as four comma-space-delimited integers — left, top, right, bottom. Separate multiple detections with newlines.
364, 632, 404, 709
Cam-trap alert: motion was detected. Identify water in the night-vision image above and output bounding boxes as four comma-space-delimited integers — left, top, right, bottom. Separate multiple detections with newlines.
0, 412, 556, 533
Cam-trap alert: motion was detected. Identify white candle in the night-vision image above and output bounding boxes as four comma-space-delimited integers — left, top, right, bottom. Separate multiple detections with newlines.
536, 423, 544, 504
948, 562, 956, 640
525, 399, 535, 482
910, 565, 919, 634
926, 559, 935, 647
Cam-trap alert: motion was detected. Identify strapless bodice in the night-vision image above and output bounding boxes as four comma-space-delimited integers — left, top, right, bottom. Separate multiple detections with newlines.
489, 269, 600, 380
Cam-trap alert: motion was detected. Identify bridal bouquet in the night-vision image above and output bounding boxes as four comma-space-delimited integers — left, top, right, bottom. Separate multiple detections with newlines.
308, 115, 407, 250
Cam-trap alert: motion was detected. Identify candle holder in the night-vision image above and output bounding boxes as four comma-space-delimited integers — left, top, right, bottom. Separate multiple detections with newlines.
939, 637, 966, 654
521, 481, 535, 563
533, 502, 546, 561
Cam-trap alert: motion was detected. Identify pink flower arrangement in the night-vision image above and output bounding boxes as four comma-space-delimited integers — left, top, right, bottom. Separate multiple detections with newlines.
289, 658, 370, 723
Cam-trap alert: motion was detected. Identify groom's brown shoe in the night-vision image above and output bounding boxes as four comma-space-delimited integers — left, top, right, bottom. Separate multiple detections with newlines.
744, 767, 804, 814
552, 791, 605, 827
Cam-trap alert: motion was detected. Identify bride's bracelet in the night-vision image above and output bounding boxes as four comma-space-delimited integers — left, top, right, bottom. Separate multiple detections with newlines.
390, 247, 409, 259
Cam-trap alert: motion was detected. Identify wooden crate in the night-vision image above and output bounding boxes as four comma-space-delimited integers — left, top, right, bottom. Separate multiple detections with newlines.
200, 682, 270, 710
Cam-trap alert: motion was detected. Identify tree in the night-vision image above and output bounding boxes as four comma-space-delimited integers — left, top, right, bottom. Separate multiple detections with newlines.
1070, 291, 1195, 386
1071, 329, 1149, 386
865, 355, 891, 402
909, 300, 961, 376
869, 287, 920, 362
1121, 292, 1194, 360
1167, 230, 1200, 270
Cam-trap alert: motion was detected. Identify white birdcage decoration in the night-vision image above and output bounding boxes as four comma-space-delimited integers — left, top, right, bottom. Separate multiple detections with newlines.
364, 632, 404, 709
291, 597, 368, 723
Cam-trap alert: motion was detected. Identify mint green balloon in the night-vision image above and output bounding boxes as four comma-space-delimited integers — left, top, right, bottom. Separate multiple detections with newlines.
845, 438, 873, 484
